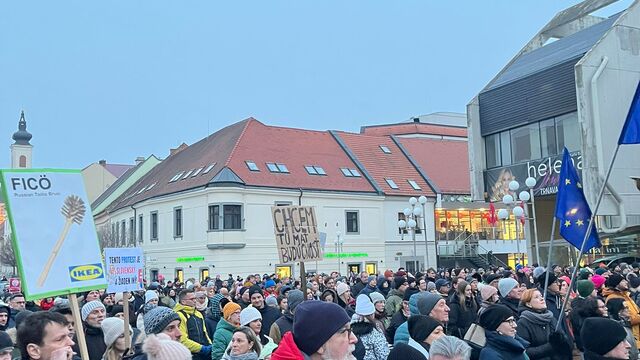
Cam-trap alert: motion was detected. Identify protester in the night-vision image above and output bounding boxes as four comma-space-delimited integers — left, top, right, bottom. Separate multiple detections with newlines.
248, 286, 281, 337
603, 272, 640, 349
606, 298, 639, 360
389, 315, 445, 359
212, 302, 241, 360
269, 289, 303, 344
220, 327, 261, 360
206, 293, 226, 337
0, 305, 10, 332
478, 304, 529, 360
581, 317, 631, 360
72, 300, 107, 360
17, 312, 75, 360
336, 282, 356, 317
240, 307, 277, 359
385, 277, 408, 315
478, 284, 499, 316
351, 294, 388, 360
0, 331, 12, 360
101, 317, 132, 360
447, 280, 477, 338
8, 293, 25, 329
368, 292, 388, 334
498, 278, 522, 319
387, 288, 418, 344
174, 289, 212, 359
429, 335, 472, 360
142, 334, 192, 360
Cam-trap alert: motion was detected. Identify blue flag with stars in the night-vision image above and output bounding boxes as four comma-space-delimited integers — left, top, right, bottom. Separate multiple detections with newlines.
619, 80, 640, 145
554, 148, 600, 251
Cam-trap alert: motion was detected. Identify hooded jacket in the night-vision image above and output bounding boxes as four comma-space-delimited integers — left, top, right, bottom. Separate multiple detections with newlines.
174, 302, 211, 356
385, 289, 403, 316
0, 305, 10, 331
211, 318, 238, 360
270, 332, 305, 360
393, 292, 427, 345
603, 287, 640, 348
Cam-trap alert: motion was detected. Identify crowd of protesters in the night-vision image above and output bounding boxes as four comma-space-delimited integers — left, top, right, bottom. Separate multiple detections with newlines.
0, 261, 639, 359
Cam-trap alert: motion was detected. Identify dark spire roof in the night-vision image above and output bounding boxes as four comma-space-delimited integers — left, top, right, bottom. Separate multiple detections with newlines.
12, 110, 32, 145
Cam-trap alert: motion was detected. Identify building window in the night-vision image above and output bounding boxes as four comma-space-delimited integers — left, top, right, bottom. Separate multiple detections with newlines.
266, 163, 289, 173
341, 168, 361, 177
169, 171, 184, 183
150, 269, 159, 282
138, 214, 143, 243
129, 218, 135, 245
379, 145, 391, 154
245, 161, 259, 171
121, 220, 126, 246
174, 207, 183, 237
209, 204, 243, 231
385, 178, 399, 189
275, 201, 292, 206
202, 163, 216, 174
305, 165, 326, 175
19, 155, 26, 168
485, 133, 501, 168
407, 180, 421, 190
181, 170, 194, 180
398, 212, 422, 234
175, 268, 184, 282
539, 118, 557, 157
511, 123, 541, 163
556, 112, 581, 152
150, 212, 158, 241
365, 263, 377, 275
115, 222, 120, 244
346, 211, 359, 234
500, 131, 511, 166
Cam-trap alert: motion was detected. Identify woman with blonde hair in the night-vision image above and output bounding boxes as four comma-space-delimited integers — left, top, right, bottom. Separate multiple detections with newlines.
101, 317, 132, 360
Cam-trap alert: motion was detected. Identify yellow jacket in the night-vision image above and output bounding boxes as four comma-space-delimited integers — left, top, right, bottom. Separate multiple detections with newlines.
603, 288, 640, 348
174, 302, 212, 353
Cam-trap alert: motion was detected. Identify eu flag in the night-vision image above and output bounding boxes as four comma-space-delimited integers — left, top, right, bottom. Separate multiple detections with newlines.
554, 148, 601, 251
619, 80, 640, 145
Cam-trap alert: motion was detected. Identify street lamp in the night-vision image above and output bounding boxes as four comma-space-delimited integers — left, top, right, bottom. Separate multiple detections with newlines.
497, 177, 539, 265
398, 197, 425, 273
418, 195, 433, 269
334, 231, 343, 275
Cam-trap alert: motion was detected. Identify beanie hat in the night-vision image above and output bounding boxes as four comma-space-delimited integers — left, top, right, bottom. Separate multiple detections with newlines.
287, 289, 304, 313
581, 317, 628, 355
394, 276, 407, 289
81, 300, 106, 321
403, 287, 420, 301
480, 284, 498, 301
479, 304, 513, 331
434, 279, 449, 290
591, 274, 606, 289
484, 273, 502, 285
336, 282, 350, 296
558, 275, 571, 286
145, 290, 159, 304
537, 272, 558, 288
629, 274, 640, 289
369, 292, 385, 305
109, 305, 125, 318
408, 315, 442, 342
606, 273, 624, 289
240, 306, 262, 326
207, 281, 216, 288
265, 279, 276, 288
248, 285, 263, 298
577, 280, 595, 298
427, 281, 436, 292
497, 278, 519, 298
293, 300, 350, 355
0, 331, 12, 352
239, 287, 249, 297
387, 342, 428, 360
0, 307, 8, 315
144, 307, 180, 335
265, 295, 278, 308
54, 297, 70, 307
355, 294, 374, 316
532, 266, 545, 280
143, 333, 192, 360
101, 317, 131, 348
595, 268, 607, 275
223, 302, 241, 320
416, 292, 442, 315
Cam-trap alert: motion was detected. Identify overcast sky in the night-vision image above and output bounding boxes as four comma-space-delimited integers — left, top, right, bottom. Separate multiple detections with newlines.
0, 1, 633, 169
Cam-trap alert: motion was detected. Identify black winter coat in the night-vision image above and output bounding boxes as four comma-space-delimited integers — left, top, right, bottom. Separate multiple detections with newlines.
517, 307, 572, 360
73, 323, 106, 360
257, 304, 281, 337
499, 295, 520, 320
386, 309, 407, 344
447, 293, 478, 338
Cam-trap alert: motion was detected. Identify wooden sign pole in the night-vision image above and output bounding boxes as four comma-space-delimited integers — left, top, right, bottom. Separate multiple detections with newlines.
300, 262, 307, 301
69, 294, 89, 360
123, 292, 132, 354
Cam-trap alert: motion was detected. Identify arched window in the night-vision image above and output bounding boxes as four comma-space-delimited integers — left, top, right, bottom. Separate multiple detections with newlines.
19, 155, 26, 168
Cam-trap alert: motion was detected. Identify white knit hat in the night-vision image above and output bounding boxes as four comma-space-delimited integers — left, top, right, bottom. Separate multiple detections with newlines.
143, 333, 191, 360
145, 290, 159, 304
81, 300, 106, 321
240, 306, 262, 326
336, 282, 350, 296
355, 294, 374, 316
101, 317, 131, 347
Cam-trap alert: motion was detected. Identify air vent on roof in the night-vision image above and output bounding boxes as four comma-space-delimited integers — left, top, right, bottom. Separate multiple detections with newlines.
245, 161, 259, 172
169, 171, 184, 183
385, 178, 399, 189
379, 145, 391, 154
408, 180, 421, 190
202, 163, 216, 175
340, 168, 361, 177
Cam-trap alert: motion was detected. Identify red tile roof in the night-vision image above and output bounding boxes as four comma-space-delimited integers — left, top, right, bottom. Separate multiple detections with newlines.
335, 132, 435, 197
361, 123, 467, 138
399, 137, 470, 194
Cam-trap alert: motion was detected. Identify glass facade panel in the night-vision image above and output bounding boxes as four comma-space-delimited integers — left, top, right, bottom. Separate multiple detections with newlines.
540, 118, 557, 157
485, 133, 500, 168
500, 131, 511, 166
511, 123, 541, 163
556, 112, 581, 152
434, 209, 523, 241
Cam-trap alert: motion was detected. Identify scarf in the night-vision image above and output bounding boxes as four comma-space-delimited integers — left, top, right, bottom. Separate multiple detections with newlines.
223, 350, 259, 360
196, 297, 209, 311
520, 308, 554, 326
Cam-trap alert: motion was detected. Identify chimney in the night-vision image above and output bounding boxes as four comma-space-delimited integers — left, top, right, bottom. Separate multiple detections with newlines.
135, 156, 145, 165
99, 160, 107, 166
169, 143, 189, 156
413, 117, 420, 123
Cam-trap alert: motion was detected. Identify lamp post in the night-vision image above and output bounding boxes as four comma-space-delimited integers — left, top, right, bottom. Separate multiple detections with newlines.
418, 195, 433, 269
334, 231, 343, 275
398, 197, 424, 273
497, 177, 539, 265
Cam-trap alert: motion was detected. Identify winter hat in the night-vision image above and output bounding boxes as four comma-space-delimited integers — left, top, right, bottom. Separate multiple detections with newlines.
367, 275, 376, 284
577, 280, 595, 298
484, 273, 502, 285
223, 302, 241, 320
287, 289, 304, 313
265, 295, 278, 307
434, 279, 450, 291
208, 293, 224, 319
240, 306, 262, 326
109, 305, 125, 318
387, 342, 429, 360
417, 292, 442, 316
384, 270, 394, 278
355, 294, 374, 316
143, 333, 192, 360
497, 278, 519, 298
101, 317, 131, 348
427, 281, 436, 292
533, 266, 545, 281
293, 300, 350, 355
336, 282, 350, 296
408, 315, 442, 342
595, 268, 607, 275
629, 274, 640, 289
480, 284, 498, 301
53, 297, 70, 307
393, 276, 407, 289
248, 285, 263, 298
0, 331, 12, 352
558, 275, 571, 286
537, 272, 558, 288
479, 304, 513, 331
605, 273, 624, 288
207, 281, 216, 288
0, 307, 8, 316
581, 318, 628, 355
265, 279, 276, 288
591, 274, 606, 289
369, 292, 385, 305
403, 287, 420, 301
81, 300, 106, 321
144, 307, 180, 335
145, 290, 159, 304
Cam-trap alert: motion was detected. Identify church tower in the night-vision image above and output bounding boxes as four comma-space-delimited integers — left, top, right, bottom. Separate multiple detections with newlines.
11, 110, 33, 168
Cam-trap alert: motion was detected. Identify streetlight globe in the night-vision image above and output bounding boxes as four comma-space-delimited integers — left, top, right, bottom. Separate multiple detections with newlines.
497, 209, 509, 220
518, 191, 531, 202
403, 208, 412, 216
397, 220, 407, 229
407, 219, 417, 228
418, 195, 427, 204
508, 180, 520, 191
413, 206, 423, 217
513, 206, 524, 217
525, 177, 537, 188
336, 231, 341, 237
502, 194, 514, 205
409, 197, 418, 205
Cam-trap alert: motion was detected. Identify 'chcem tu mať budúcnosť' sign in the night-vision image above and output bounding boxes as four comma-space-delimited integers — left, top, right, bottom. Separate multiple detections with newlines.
105, 248, 144, 293
272, 206, 322, 264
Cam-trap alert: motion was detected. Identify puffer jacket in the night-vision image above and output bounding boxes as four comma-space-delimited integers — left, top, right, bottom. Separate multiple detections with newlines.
351, 321, 389, 360
269, 311, 294, 344
603, 287, 640, 348
385, 289, 403, 316
479, 331, 529, 360
270, 332, 305, 360
211, 318, 237, 360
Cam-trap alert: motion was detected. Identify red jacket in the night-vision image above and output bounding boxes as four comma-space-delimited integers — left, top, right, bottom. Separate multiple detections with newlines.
270, 332, 305, 360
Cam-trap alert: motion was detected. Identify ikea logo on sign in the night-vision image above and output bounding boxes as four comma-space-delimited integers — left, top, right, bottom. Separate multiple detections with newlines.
68, 264, 104, 282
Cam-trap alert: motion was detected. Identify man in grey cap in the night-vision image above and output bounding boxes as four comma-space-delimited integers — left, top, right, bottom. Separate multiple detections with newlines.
393, 292, 450, 345
269, 289, 304, 344
124, 307, 184, 360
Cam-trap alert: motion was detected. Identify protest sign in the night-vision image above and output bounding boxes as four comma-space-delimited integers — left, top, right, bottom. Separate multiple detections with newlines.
271, 205, 322, 264
0, 169, 107, 300
8, 278, 20, 293
105, 248, 144, 293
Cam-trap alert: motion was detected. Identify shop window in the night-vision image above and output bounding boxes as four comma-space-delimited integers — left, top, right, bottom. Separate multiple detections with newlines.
365, 263, 377, 275
150, 269, 159, 282
175, 268, 184, 283
200, 268, 209, 282
507, 253, 528, 268
276, 266, 291, 279
348, 264, 361, 274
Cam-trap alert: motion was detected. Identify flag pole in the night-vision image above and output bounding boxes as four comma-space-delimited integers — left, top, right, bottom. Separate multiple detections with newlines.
542, 217, 556, 301
555, 144, 621, 331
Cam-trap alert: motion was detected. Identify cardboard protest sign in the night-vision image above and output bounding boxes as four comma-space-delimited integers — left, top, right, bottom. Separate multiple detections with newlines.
105, 248, 144, 293
0, 169, 107, 300
271, 206, 322, 264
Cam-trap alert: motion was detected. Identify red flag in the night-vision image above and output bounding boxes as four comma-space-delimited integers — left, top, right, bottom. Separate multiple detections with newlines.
488, 203, 497, 226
